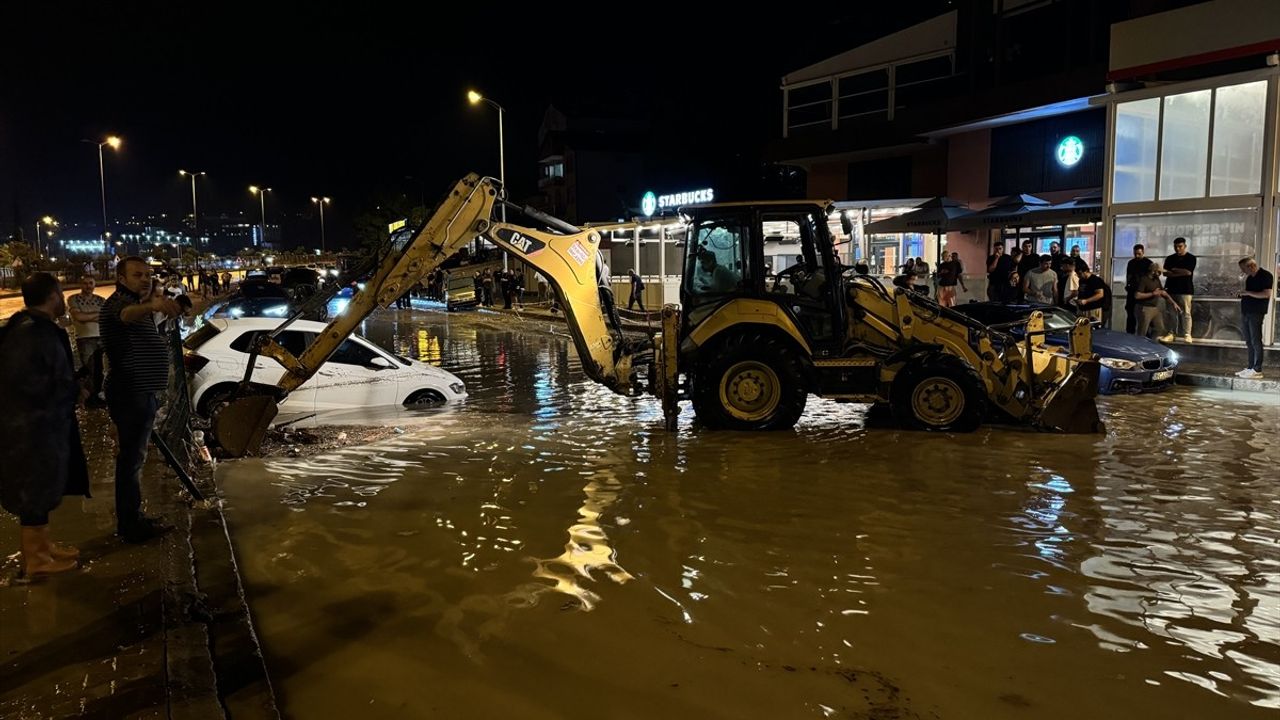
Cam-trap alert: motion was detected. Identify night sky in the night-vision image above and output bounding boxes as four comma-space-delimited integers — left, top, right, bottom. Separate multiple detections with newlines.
2, 1, 953, 247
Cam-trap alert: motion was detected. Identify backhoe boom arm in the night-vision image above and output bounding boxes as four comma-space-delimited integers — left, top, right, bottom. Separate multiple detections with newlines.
215, 173, 645, 456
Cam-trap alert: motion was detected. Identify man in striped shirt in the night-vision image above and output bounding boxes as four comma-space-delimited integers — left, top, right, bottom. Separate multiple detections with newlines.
100, 257, 181, 543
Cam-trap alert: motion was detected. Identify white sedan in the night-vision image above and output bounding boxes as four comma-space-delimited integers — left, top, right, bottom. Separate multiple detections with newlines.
183, 318, 465, 425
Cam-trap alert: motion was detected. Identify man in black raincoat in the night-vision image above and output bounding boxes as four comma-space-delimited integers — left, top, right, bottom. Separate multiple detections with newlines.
0, 273, 89, 576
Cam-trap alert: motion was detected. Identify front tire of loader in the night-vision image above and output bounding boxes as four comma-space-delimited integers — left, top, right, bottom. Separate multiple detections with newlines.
691, 332, 807, 431
890, 354, 986, 433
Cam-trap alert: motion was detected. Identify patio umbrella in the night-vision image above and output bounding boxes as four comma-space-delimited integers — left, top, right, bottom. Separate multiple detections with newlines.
1025, 189, 1103, 226
951, 193, 1052, 253
863, 197, 974, 273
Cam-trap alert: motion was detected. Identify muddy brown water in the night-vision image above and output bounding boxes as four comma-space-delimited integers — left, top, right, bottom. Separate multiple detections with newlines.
216, 307, 1280, 719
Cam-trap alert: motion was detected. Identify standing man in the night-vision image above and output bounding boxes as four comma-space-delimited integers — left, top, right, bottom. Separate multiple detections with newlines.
1236, 257, 1274, 379
1016, 240, 1040, 290
1069, 245, 1088, 273
1075, 265, 1111, 323
1023, 255, 1058, 306
1124, 244, 1153, 333
986, 244, 1013, 302
1163, 237, 1196, 342
627, 269, 645, 311
1059, 259, 1080, 309
69, 276, 107, 407
100, 257, 180, 543
1047, 241, 1064, 272
0, 273, 89, 576
1134, 263, 1174, 342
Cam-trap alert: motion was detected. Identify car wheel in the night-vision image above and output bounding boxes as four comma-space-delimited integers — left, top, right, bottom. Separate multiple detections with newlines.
890, 354, 986, 432
197, 383, 239, 419
404, 389, 446, 407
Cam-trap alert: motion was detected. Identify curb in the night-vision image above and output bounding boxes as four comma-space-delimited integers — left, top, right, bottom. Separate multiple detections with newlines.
1175, 372, 1280, 394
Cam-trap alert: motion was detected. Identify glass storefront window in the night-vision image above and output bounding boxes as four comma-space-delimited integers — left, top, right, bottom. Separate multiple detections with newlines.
1112, 98, 1160, 203
1210, 81, 1267, 197
1112, 209, 1259, 342
1158, 90, 1211, 200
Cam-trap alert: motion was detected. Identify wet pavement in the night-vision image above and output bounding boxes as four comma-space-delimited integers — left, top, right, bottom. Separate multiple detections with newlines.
0, 409, 222, 720
204, 306, 1280, 719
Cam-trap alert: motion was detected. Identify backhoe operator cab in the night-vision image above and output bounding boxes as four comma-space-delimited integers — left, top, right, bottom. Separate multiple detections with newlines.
673, 200, 1103, 434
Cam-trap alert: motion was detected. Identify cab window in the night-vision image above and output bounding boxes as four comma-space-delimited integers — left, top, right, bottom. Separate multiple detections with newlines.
683, 218, 749, 303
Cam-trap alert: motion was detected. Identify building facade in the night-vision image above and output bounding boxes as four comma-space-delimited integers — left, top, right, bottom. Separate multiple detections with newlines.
1097, 0, 1280, 346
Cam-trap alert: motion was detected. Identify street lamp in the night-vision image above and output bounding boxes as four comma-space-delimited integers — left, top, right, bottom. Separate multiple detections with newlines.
249, 186, 272, 247
34, 215, 57, 257
467, 89, 507, 269
178, 169, 206, 257
81, 135, 121, 245
311, 196, 331, 253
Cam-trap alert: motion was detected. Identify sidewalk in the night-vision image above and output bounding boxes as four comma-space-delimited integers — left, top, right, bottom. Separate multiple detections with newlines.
0, 409, 275, 718
1174, 360, 1280, 393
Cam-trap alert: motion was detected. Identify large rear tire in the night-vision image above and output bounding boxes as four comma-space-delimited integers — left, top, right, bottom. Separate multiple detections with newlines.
889, 354, 986, 432
691, 332, 807, 431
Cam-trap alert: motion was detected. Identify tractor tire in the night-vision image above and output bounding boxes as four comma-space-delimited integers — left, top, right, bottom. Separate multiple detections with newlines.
691, 332, 807, 431
889, 354, 986, 432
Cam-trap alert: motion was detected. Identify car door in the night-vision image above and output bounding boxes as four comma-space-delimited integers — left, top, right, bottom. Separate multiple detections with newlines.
310, 336, 402, 411
223, 329, 316, 419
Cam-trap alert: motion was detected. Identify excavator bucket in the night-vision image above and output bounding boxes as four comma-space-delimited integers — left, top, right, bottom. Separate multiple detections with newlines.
212, 394, 279, 458
1034, 360, 1105, 434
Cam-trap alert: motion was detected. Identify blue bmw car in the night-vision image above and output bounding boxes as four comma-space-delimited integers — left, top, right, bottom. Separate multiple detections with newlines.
952, 303, 1178, 395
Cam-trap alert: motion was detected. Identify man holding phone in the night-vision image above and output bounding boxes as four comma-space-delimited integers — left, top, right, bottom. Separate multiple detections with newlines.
100, 258, 181, 543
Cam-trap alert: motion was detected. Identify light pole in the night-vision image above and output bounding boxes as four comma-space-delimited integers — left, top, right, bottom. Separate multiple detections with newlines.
249, 186, 272, 247
467, 89, 507, 269
81, 136, 121, 245
34, 216, 56, 257
178, 169, 206, 258
311, 196, 331, 253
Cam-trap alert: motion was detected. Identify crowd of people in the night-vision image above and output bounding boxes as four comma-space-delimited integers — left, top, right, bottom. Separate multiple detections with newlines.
0, 258, 190, 577
468, 267, 525, 309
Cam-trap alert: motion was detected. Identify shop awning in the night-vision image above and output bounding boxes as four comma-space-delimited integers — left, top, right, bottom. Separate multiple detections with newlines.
863, 196, 975, 234
951, 193, 1052, 231
1023, 189, 1103, 226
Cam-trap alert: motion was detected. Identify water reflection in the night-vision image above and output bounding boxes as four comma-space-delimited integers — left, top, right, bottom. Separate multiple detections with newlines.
217, 308, 1280, 719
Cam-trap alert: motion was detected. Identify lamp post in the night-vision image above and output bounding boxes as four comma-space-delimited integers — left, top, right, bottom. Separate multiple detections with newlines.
310, 196, 330, 253
34, 216, 56, 257
467, 89, 507, 269
81, 136, 121, 245
249, 186, 272, 247
178, 170, 206, 260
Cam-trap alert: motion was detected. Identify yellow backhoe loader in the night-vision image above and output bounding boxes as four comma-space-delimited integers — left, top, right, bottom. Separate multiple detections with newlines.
211, 174, 1102, 457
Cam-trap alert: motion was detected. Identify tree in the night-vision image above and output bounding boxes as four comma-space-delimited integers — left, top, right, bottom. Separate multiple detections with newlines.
352, 192, 430, 258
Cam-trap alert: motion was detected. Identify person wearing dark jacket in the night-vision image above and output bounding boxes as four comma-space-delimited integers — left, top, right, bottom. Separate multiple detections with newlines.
0, 273, 89, 576
627, 269, 645, 311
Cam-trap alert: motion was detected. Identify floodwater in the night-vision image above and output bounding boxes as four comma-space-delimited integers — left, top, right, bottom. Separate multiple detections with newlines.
217, 307, 1280, 719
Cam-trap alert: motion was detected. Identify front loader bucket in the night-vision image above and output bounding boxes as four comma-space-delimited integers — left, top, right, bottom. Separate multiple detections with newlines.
212, 394, 279, 458
1034, 361, 1105, 434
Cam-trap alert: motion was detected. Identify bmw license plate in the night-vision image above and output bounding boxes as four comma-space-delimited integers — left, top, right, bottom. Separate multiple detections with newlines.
1152, 369, 1174, 381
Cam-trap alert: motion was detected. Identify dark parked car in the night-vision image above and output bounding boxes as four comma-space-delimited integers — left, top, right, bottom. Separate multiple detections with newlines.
202, 295, 294, 321
952, 302, 1178, 394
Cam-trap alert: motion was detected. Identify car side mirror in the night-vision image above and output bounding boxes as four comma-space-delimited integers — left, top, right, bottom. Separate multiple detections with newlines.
368, 356, 395, 370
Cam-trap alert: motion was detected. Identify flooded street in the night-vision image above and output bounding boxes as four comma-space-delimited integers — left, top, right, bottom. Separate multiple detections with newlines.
217, 307, 1280, 719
